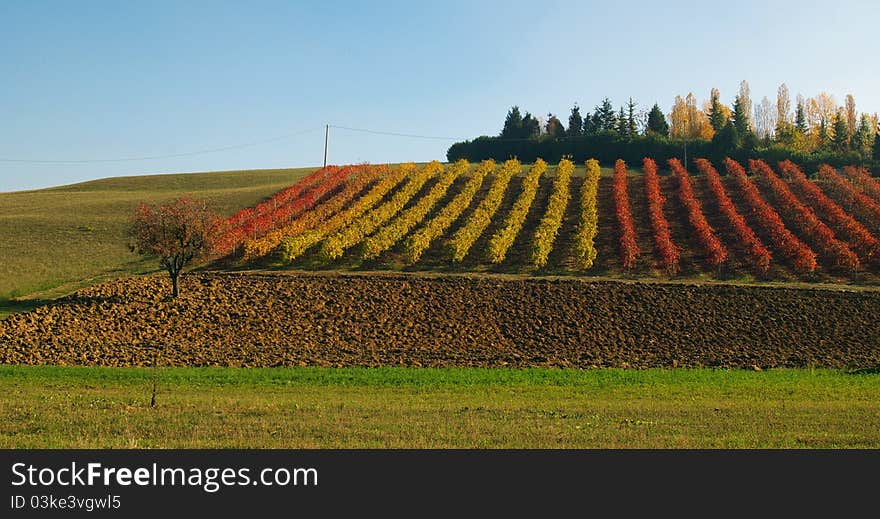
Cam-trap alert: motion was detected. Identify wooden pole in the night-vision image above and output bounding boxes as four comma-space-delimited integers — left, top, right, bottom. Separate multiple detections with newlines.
323, 124, 329, 167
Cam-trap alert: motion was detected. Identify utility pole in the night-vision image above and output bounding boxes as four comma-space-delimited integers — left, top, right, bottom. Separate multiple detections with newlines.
323, 124, 329, 167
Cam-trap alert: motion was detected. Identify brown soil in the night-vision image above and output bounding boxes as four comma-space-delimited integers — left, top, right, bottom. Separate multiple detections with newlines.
2, 272, 878, 369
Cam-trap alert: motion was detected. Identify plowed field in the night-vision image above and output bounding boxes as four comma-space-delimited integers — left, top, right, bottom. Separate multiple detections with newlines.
2, 272, 878, 369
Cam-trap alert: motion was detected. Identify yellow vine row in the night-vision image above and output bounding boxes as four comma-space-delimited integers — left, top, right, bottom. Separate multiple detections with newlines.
485, 159, 547, 263
319, 162, 438, 260
361, 160, 467, 260
571, 158, 601, 269
447, 159, 521, 262
530, 158, 574, 268
242, 165, 378, 261
403, 160, 495, 264
279, 164, 409, 262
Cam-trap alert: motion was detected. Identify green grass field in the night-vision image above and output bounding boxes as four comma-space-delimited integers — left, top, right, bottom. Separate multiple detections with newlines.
0, 167, 316, 316
1, 366, 878, 448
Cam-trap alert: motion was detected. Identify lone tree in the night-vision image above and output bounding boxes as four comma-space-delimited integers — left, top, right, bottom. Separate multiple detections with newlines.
128, 197, 222, 297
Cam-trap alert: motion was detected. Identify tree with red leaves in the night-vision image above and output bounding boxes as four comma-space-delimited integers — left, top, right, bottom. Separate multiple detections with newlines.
129, 197, 223, 297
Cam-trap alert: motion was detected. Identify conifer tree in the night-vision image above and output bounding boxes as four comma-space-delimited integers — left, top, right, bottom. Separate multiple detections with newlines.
646, 103, 669, 136
795, 100, 808, 133
708, 88, 727, 131
616, 106, 628, 136
873, 128, 880, 161
832, 110, 850, 152
731, 95, 752, 138
567, 104, 583, 136
501, 106, 523, 138
626, 98, 638, 137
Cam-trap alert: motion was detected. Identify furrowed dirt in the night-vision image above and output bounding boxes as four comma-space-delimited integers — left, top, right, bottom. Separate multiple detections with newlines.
2, 272, 878, 369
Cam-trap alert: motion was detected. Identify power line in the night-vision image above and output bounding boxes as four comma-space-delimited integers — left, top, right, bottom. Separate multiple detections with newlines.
0, 122, 574, 165
329, 124, 578, 143
0, 127, 324, 164
330, 125, 466, 141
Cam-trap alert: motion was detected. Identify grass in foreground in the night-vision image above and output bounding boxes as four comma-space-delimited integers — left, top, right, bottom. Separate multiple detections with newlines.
1, 366, 878, 448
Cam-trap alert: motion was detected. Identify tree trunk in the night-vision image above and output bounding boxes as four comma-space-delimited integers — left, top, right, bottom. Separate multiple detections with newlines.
171, 272, 180, 298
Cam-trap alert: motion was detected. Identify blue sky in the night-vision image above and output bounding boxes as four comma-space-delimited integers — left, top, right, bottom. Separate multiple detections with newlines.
2, 0, 878, 192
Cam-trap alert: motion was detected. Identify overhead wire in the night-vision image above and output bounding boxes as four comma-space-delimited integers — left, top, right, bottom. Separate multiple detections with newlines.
0, 122, 563, 164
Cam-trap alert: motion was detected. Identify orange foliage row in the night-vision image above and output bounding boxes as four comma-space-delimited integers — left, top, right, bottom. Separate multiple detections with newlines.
696, 159, 770, 273
725, 158, 817, 273
613, 159, 640, 269
668, 158, 727, 268
842, 166, 880, 203
750, 160, 859, 272
216, 165, 353, 254
817, 165, 880, 233
248, 164, 385, 260
226, 165, 338, 229
778, 160, 880, 266
643, 158, 680, 274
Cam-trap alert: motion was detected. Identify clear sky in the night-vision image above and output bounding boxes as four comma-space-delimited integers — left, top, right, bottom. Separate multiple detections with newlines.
2, 0, 878, 192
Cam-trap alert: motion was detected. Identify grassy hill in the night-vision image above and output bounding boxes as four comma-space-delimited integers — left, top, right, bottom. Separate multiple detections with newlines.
0, 167, 317, 316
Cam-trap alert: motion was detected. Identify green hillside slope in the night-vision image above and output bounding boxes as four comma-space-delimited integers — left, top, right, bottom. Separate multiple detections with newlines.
0, 167, 316, 315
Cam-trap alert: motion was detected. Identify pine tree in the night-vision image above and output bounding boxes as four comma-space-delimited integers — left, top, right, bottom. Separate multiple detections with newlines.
501, 106, 523, 138
616, 106, 628, 136
852, 114, 873, 156
626, 98, 638, 137
832, 110, 850, 152
795, 100, 808, 133
731, 95, 752, 137
712, 120, 741, 153
708, 88, 727, 131
646, 103, 669, 136
873, 128, 880, 161
818, 118, 831, 149
521, 112, 540, 139
567, 104, 583, 137
582, 112, 597, 135
595, 98, 616, 132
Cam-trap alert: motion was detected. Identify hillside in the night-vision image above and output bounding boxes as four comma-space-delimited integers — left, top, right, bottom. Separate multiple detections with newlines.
0, 167, 317, 316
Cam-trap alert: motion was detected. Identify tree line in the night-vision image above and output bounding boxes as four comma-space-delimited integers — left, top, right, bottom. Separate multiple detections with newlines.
447, 81, 880, 174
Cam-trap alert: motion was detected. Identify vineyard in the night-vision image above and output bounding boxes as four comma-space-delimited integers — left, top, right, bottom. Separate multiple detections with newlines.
213, 158, 880, 284
4, 158, 880, 371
